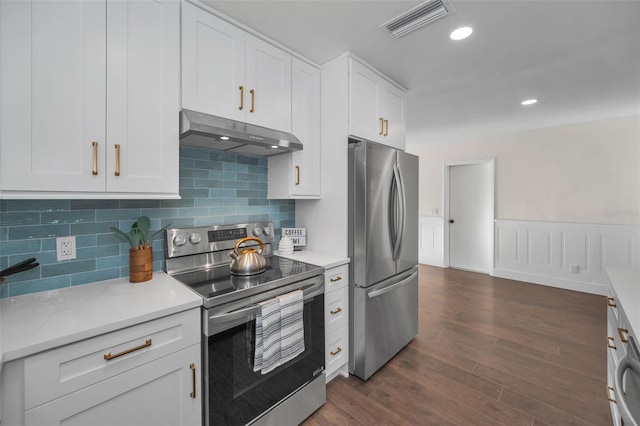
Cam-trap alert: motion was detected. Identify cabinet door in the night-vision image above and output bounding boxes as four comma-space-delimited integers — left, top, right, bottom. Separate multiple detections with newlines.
0, 0, 106, 192
349, 61, 382, 143
379, 84, 406, 150
25, 345, 201, 426
106, 0, 180, 195
181, 1, 245, 122
245, 34, 292, 132
291, 58, 321, 197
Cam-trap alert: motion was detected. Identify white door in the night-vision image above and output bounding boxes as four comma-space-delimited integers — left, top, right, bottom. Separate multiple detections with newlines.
291, 58, 321, 197
0, 0, 106, 192
448, 163, 493, 273
378, 83, 405, 150
349, 60, 381, 143
181, 1, 245, 122
106, 0, 180, 195
245, 34, 292, 132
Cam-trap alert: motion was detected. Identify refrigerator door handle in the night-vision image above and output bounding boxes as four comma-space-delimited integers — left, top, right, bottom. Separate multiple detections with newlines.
389, 165, 399, 260
367, 270, 418, 299
395, 163, 407, 260
391, 164, 402, 260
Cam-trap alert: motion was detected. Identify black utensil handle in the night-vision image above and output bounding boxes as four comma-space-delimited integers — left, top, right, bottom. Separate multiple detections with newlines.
1, 258, 38, 277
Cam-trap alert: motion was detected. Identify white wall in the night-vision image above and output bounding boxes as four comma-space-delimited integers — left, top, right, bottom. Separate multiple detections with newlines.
407, 114, 640, 226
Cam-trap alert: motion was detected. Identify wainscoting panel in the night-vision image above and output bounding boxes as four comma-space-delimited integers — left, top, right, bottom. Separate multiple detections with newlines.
418, 216, 444, 267
494, 219, 640, 295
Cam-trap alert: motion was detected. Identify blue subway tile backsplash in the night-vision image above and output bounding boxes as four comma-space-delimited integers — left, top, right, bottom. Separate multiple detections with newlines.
0, 147, 295, 298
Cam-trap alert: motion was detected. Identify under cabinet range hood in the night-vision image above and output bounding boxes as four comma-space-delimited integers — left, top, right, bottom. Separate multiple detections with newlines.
179, 109, 302, 157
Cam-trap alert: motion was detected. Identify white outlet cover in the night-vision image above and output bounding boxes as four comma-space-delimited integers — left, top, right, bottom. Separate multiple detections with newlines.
56, 236, 77, 261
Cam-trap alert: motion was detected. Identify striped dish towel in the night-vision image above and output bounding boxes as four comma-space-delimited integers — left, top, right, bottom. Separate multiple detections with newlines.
253, 296, 281, 374
278, 290, 305, 365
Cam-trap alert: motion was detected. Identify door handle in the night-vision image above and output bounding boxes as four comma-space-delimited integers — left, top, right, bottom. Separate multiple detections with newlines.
368, 271, 417, 298
449, 219, 455, 224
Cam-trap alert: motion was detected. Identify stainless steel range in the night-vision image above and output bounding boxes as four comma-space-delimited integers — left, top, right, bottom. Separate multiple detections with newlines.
165, 221, 326, 426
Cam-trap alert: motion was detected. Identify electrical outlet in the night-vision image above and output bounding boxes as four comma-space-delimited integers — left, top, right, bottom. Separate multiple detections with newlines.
56, 236, 77, 261
570, 264, 579, 273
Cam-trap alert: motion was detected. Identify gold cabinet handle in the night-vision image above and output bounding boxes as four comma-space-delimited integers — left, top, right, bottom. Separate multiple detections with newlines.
190, 363, 196, 398
379, 117, 384, 135
606, 297, 617, 307
607, 386, 616, 403
330, 307, 342, 315
239, 86, 244, 110
104, 338, 152, 361
607, 336, 617, 350
330, 347, 342, 356
114, 144, 121, 176
330, 276, 342, 282
250, 89, 255, 113
384, 119, 389, 136
295, 165, 300, 185
618, 327, 629, 343
92, 141, 99, 175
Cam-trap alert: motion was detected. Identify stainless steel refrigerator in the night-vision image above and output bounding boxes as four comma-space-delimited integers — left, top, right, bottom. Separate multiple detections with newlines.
348, 138, 419, 381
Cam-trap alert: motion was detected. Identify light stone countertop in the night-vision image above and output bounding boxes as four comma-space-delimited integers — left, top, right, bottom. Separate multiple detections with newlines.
607, 267, 640, 339
275, 249, 350, 269
0, 272, 202, 368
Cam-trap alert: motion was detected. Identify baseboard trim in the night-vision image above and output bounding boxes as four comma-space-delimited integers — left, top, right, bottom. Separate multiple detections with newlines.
493, 268, 610, 296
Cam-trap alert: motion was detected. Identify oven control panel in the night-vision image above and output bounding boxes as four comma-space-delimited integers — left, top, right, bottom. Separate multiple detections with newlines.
165, 221, 275, 259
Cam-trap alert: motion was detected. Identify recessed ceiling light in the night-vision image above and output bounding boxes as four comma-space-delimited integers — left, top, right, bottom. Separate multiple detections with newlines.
270, 145, 279, 149
449, 25, 473, 41
220, 136, 230, 140
521, 99, 538, 106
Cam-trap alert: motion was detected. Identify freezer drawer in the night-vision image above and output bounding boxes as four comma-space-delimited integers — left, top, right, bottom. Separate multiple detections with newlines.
350, 267, 418, 380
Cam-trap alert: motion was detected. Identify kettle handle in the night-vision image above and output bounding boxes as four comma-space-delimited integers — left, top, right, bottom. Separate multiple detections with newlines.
233, 237, 264, 254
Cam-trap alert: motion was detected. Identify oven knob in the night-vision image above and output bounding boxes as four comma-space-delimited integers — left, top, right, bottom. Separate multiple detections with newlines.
263, 227, 271, 236
173, 234, 187, 247
189, 233, 201, 244
252, 227, 262, 237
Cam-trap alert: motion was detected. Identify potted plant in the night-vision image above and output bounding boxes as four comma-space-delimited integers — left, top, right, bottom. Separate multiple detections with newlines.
111, 216, 170, 283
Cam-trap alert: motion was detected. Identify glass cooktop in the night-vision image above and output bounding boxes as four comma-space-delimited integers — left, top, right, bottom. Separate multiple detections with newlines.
172, 255, 323, 308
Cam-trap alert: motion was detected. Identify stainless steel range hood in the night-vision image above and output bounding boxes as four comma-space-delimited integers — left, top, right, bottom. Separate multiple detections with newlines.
179, 109, 302, 157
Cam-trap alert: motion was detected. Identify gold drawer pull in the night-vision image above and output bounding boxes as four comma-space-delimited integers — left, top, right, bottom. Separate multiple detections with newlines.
379, 117, 384, 135
250, 89, 255, 113
607, 297, 617, 307
618, 328, 629, 343
607, 386, 616, 403
330, 307, 342, 315
330, 347, 342, 356
330, 276, 342, 283
383, 119, 389, 136
607, 336, 617, 350
190, 363, 196, 398
295, 165, 300, 185
92, 141, 99, 175
238, 86, 244, 110
104, 338, 152, 361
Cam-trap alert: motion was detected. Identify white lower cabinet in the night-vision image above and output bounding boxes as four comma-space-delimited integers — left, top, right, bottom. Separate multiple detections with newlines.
25, 345, 201, 426
1, 309, 201, 426
324, 264, 349, 382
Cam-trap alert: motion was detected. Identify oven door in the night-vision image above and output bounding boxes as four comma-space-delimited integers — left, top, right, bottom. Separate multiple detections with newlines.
203, 276, 325, 426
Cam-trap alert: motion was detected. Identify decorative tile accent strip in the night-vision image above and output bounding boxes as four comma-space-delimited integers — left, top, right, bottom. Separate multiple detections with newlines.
0, 147, 295, 297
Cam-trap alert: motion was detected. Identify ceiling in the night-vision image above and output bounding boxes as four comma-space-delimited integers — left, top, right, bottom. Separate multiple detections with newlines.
202, 0, 640, 144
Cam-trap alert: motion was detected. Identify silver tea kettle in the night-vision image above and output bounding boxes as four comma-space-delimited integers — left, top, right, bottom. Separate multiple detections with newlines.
229, 237, 267, 276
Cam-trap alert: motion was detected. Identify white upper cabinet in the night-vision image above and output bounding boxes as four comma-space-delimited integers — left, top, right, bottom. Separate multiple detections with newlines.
268, 58, 321, 199
349, 59, 406, 150
0, 0, 180, 199
181, 2, 292, 132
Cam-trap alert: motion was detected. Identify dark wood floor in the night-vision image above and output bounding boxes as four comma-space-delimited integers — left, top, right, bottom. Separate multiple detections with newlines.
304, 264, 612, 426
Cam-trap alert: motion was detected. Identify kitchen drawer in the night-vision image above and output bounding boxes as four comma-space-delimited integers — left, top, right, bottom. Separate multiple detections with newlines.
325, 285, 348, 332
608, 307, 629, 365
24, 308, 200, 410
325, 264, 348, 293
325, 324, 348, 378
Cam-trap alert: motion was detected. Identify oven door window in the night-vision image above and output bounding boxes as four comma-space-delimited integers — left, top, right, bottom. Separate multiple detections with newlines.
207, 294, 324, 425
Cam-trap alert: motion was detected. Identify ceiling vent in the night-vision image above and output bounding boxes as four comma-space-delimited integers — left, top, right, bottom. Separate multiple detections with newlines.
380, 0, 456, 39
